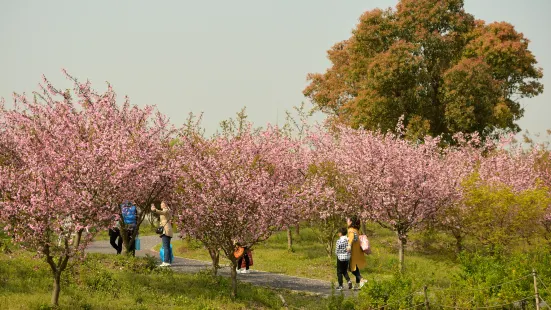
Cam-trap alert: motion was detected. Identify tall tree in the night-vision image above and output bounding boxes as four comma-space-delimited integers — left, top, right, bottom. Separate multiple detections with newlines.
304, 0, 543, 141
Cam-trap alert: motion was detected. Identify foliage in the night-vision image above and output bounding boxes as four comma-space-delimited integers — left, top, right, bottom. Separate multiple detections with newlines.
437, 141, 546, 252
357, 271, 425, 309
431, 250, 551, 308
460, 174, 549, 249
304, 0, 543, 141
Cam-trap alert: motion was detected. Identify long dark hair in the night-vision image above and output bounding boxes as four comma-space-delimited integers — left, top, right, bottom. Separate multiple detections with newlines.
348, 215, 361, 230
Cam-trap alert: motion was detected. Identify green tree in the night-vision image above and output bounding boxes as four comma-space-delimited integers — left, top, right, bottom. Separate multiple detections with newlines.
461, 174, 549, 250
304, 0, 543, 141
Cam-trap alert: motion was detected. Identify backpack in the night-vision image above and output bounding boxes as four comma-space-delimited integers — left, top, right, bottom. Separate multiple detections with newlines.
358, 234, 371, 255
121, 204, 137, 225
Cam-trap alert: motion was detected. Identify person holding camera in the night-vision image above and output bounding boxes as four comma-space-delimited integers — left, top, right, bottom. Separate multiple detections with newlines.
151, 201, 173, 267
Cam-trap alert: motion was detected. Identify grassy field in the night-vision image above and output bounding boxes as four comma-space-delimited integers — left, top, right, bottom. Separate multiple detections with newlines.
164, 223, 460, 286
158, 224, 551, 308
4, 223, 551, 309
0, 249, 327, 309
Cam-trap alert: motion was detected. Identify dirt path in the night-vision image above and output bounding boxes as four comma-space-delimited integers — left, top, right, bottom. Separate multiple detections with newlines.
86, 235, 358, 297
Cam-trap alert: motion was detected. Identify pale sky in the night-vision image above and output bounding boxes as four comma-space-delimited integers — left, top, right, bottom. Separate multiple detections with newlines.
1, 0, 550, 137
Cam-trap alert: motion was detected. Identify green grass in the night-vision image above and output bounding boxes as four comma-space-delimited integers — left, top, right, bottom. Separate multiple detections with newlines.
3, 223, 551, 309
151, 224, 551, 309
166, 224, 461, 286
0, 249, 327, 310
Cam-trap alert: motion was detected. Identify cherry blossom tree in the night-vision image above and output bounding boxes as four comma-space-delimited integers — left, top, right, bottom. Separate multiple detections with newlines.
299, 128, 353, 257
477, 139, 540, 192
174, 121, 303, 297
50, 71, 177, 256
307, 122, 460, 271
0, 75, 119, 306
80, 81, 177, 255
0, 71, 175, 305
433, 133, 484, 252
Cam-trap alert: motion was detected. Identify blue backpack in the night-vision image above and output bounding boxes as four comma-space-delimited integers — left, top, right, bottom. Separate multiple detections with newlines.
121, 204, 137, 225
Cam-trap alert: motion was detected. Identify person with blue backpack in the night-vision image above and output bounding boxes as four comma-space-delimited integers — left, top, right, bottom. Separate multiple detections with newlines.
121, 201, 138, 255
151, 201, 173, 267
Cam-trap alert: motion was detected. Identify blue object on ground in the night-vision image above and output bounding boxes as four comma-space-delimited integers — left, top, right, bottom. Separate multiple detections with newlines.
160, 244, 174, 263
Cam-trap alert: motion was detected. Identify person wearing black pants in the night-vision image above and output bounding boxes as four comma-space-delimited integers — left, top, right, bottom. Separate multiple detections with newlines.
237, 248, 250, 273
335, 227, 353, 290
108, 228, 123, 254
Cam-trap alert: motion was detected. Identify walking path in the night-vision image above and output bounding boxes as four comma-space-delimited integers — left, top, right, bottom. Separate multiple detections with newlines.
86, 235, 358, 297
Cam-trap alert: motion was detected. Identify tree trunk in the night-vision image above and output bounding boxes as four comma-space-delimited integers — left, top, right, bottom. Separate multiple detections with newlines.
325, 236, 336, 258
361, 222, 367, 234
120, 226, 129, 255
120, 226, 136, 256
208, 248, 220, 276
453, 232, 463, 253
398, 233, 407, 273
295, 224, 300, 236
230, 261, 238, 298
44, 239, 71, 307
51, 271, 61, 306
287, 228, 293, 252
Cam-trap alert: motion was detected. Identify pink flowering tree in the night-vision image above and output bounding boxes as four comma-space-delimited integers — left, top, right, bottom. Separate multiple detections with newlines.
307, 122, 459, 271
0, 71, 175, 305
0, 74, 120, 306
300, 127, 356, 257
73, 77, 178, 255
174, 120, 303, 297
47, 72, 177, 256
432, 133, 485, 253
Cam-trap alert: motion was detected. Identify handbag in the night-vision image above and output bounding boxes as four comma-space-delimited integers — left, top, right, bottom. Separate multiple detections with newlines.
233, 247, 245, 259
156, 223, 166, 235
359, 234, 371, 255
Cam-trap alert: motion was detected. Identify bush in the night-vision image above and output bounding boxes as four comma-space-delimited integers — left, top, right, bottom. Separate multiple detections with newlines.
357, 271, 425, 309
461, 176, 550, 250
432, 250, 551, 308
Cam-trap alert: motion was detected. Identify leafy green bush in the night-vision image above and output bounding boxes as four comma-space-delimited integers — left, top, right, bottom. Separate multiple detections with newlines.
432, 250, 551, 308
357, 270, 425, 309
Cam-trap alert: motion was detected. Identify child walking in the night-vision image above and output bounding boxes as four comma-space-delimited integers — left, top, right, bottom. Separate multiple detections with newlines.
335, 227, 353, 290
